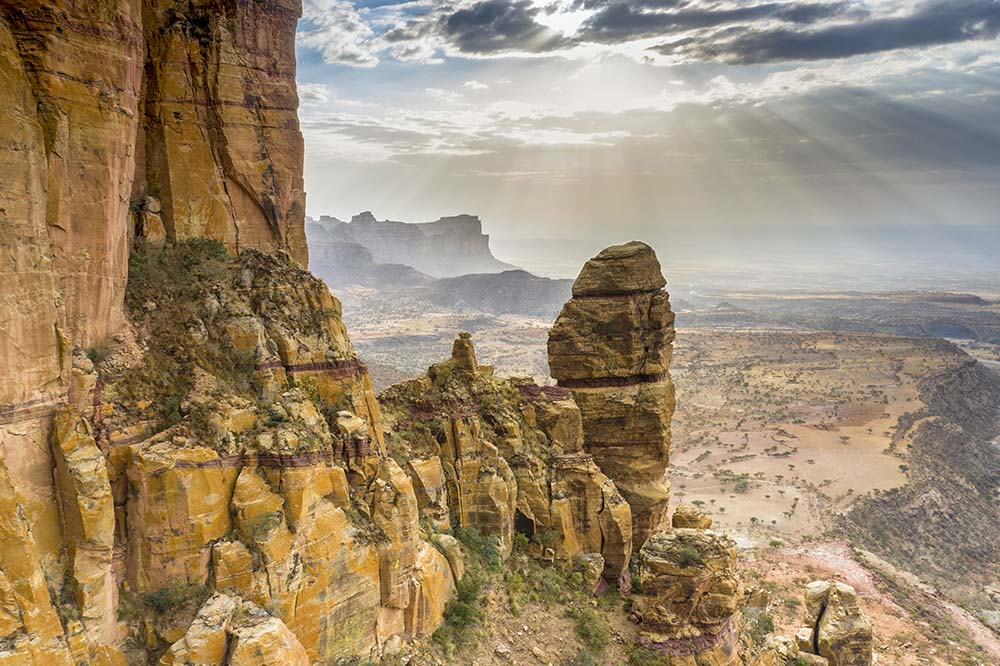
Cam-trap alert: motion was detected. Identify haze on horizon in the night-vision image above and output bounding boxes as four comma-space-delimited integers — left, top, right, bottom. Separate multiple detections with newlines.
294, 1, 1000, 269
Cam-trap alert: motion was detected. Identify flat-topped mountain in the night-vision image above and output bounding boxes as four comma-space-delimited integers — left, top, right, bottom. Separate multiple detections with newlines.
307, 211, 516, 278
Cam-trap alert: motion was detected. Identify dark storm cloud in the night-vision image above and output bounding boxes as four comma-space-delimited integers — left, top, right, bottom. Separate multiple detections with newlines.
576, 0, 855, 43
441, 0, 571, 53
650, 0, 1000, 63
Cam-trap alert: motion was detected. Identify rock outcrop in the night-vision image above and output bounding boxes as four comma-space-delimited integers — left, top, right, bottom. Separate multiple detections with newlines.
633, 507, 743, 666
753, 582, 873, 666
801, 582, 873, 666
549, 241, 676, 546
379, 334, 633, 582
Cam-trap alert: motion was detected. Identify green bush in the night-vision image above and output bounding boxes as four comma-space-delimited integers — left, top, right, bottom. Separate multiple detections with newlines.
570, 648, 599, 666
747, 610, 775, 645
433, 572, 484, 652
628, 646, 669, 666
677, 546, 701, 566
454, 527, 502, 571
575, 608, 610, 653
531, 565, 566, 605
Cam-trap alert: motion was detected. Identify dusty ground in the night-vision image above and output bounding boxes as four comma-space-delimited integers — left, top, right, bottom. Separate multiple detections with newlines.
669, 330, 962, 543
741, 540, 1000, 666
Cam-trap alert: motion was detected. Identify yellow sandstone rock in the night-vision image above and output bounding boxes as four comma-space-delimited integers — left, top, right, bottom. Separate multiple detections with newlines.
549, 241, 677, 547
634, 526, 743, 666
125, 443, 238, 591
51, 408, 118, 645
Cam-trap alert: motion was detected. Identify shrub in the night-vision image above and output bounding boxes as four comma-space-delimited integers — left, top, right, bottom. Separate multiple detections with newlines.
677, 546, 701, 566
454, 527, 501, 571
629, 646, 669, 666
575, 608, 610, 653
747, 610, 775, 645
433, 572, 484, 651
570, 648, 599, 666
531, 565, 566, 605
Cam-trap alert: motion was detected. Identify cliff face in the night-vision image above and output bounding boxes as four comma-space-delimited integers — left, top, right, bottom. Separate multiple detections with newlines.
138, 0, 307, 263
0, 3, 874, 664
306, 211, 515, 278
0, 0, 306, 570
0, 2, 308, 663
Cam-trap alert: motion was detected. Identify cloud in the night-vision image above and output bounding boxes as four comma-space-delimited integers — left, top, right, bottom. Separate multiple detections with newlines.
463, 79, 491, 89
297, 1, 1000, 68
653, 0, 1000, 64
299, 0, 381, 67
298, 82, 335, 105
442, 0, 572, 53
577, 1, 855, 44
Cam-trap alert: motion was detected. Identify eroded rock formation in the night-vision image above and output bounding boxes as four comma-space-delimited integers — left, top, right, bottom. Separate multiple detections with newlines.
548, 241, 676, 546
379, 333, 633, 583
633, 505, 744, 666
0, 2, 876, 663
0, 4, 308, 658
752, 581, 873, 666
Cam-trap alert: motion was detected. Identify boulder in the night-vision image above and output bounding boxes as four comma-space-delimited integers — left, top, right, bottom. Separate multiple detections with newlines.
815, 583, 873, 666
633, 529, 743, 665
797, 581, 872, 666
673, 503, 713, 529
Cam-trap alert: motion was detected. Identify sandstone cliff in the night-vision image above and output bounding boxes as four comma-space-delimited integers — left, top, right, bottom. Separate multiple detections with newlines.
0, 2, 307, 663
0, 1, 306, 650
0, 3, 880, 664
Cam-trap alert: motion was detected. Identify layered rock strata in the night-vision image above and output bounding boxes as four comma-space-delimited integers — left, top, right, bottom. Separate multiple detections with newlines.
379, 334, 633, 583
0, 4, 308, 660
548, 241, 676, 546
633, 505, 743, 666
752, 581, 873, 666
800, 581, 873, 666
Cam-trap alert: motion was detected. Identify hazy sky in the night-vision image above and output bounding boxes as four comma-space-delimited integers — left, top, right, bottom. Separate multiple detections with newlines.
295, 1, 1000, 243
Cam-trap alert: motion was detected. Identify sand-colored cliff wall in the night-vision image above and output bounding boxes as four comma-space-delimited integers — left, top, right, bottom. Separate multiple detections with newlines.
0, 0, 307, 584
0, 3, 309, 662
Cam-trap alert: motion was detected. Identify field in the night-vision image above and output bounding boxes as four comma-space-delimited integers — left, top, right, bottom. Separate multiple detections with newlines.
669, 330, 961, 543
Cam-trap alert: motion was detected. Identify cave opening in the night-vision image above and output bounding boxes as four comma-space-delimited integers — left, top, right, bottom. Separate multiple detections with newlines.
514, 509, 535, 540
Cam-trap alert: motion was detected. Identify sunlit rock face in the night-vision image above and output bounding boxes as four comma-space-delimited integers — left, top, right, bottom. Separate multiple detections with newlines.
0, 6, 308, 659
548, 241, 676, 547
633, 508, 744, 666
379, 333, 633, 582
139, 0, 307, 264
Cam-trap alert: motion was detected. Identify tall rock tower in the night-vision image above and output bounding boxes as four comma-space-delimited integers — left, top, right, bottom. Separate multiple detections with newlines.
548, 241, 676, 546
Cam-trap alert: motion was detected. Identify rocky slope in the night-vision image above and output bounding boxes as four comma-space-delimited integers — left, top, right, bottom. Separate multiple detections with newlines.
307, 211, 515, 278
841, 352, 1000, 628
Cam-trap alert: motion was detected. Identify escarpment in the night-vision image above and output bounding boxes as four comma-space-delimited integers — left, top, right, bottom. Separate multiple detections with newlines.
0, 0, 307, 591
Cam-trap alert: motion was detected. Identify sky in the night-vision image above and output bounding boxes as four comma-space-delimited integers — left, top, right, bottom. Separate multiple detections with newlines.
294, 1, 1000, 248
